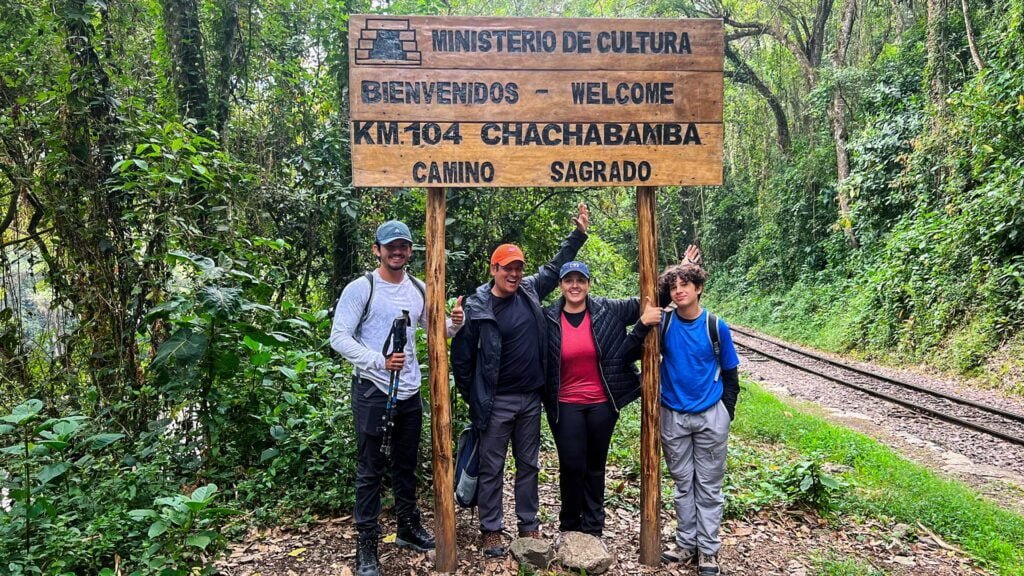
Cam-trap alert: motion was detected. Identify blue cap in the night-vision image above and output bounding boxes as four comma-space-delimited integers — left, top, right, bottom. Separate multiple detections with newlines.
559, 261, 591, 279
375, 220, 413, 245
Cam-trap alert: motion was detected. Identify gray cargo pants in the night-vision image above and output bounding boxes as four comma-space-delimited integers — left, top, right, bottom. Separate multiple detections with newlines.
661, 400, 731, 555
477, 392, 542, 534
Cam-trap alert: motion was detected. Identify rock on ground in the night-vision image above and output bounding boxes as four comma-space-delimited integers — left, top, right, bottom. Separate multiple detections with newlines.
510, 536, 553, 569
557, 531, 613, 574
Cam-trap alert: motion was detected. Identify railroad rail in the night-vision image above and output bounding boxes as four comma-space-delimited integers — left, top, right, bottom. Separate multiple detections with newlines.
731, 326, 1024, 447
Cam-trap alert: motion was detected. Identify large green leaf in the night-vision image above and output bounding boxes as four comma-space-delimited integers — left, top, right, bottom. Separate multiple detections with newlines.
128, 509, 158, 520
240, 327, 290, 347
2, 399, 43, 425
165, 251, 220, 278
151, 328, 209, 368
186, 534, 212, 549
148, 521, 168, 538
51, 419, 83, 438
85, 433, 125, 450
145, 298, 186, 321
198, 286, 243, 320
190, 483, 218, 502
37, 462, 71, 485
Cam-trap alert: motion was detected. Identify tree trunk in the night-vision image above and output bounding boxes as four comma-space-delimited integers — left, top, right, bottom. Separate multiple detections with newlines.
725, 45, 791, 151
926, 0, 949, 109
329, 0, 358, 302
212, 0, 241, 137
830, 0, 860, 248
961, 0, 985, 71
161, 0, 211, 128
59, 0, 147, 429
890, 0, 914, 35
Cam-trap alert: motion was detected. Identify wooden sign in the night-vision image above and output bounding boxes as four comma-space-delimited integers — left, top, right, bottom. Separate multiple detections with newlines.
349, 16, 723, 188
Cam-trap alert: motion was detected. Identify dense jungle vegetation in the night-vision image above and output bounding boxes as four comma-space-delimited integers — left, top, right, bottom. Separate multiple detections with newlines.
1, 0, 1022, 573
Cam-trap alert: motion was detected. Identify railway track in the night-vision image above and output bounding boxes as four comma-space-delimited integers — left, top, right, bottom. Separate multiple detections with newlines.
731, 326, 1024, 447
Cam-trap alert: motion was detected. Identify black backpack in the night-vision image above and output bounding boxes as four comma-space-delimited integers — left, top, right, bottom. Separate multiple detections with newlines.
453, 425, 479, 508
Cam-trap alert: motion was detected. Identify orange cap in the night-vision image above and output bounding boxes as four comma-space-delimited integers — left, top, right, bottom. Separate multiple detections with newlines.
490, 244, 525, 267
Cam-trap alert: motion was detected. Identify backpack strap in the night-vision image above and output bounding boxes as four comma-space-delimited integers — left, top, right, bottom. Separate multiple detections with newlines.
659, 304, 676, 341
409, 275, 426, 301
355, 272, 375, 340
356, 271, 427, 339
705, 311, 722, 382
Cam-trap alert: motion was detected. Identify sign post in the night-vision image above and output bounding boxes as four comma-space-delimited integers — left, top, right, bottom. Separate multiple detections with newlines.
424, 187, 456, 572
348, 15, 723, 571
636, 185, 661, 564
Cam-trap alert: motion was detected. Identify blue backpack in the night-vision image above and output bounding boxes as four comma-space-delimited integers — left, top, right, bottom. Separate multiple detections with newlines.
454, 425, 479, 508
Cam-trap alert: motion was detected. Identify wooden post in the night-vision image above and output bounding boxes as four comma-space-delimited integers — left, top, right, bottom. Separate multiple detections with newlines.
637, 186, 662, 566
426, 188, 456, 572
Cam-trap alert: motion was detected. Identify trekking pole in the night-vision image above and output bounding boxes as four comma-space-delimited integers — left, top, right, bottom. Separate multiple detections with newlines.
380, 309, 410, 458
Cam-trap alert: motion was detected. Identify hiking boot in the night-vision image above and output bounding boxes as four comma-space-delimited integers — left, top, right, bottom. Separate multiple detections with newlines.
698, 551, 720, 575
518, 529, 541, 539
397, 514, 435, 552
661, 544, 696, 565
482, 530, 506, 557
354, 533, 380, 576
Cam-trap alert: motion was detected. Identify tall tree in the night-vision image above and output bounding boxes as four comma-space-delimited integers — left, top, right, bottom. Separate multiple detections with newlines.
724, 43, 791, 151
926, 0, 948, 109
161, 0, 212, 128
715, 0, 863, 244
830, 0, 860, 247
55, 0, 145, 425
961, 0, 985, 71
212, 0, 243, 136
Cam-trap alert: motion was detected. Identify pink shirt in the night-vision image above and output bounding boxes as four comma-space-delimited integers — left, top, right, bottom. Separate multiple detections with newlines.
559, 311, 609, 404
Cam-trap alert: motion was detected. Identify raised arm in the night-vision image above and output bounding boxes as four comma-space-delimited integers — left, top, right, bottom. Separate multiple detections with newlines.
528, 202, 589, 300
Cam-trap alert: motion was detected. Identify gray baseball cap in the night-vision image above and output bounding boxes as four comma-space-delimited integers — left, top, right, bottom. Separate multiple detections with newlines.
375, 220, 413, 245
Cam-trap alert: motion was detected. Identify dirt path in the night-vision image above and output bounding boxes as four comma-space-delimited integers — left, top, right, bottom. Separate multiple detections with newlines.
218, 455, 986, 575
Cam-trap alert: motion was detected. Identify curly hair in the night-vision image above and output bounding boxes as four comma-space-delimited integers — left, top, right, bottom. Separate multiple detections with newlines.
658, 263, 708, 306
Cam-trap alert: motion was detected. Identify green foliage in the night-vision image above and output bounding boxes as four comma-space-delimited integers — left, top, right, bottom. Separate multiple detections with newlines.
781, 455, 845, 511
722, 443, 791, 517
128, 484, 239, 575
723, 445, 846, 517
0, 400, 147, 575
4, 0, 1024, 571
706, 0, 1024, 390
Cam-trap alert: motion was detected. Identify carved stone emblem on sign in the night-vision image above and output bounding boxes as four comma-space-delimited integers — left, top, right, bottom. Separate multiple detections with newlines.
355, 18, 422, 66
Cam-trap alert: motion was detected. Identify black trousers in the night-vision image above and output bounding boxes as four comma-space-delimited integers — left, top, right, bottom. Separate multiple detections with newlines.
551, 401, 618, 535
352, 377, 423, 536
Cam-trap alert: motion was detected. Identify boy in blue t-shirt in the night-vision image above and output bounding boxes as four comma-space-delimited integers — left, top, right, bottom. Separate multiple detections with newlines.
641, 263, 740, 576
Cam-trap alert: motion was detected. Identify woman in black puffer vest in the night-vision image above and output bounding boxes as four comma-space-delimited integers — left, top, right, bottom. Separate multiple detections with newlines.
542, 260, 651, 538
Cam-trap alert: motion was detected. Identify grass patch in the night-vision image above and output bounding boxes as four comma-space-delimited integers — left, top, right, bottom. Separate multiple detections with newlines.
602, 378, 1024, 574
734, 380, 1024, 576
811, 554, 885, 576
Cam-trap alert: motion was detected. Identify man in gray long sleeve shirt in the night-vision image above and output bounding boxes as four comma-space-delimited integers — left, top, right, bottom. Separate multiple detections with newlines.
330, 220, 462, 576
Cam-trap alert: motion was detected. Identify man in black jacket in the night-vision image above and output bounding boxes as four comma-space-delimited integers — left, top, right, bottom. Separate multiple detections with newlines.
451, 203, 588, 558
